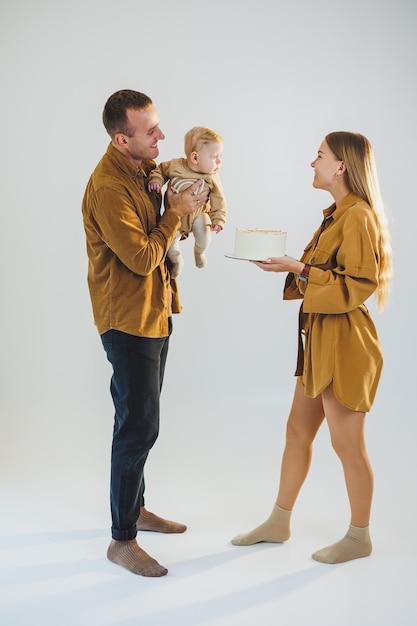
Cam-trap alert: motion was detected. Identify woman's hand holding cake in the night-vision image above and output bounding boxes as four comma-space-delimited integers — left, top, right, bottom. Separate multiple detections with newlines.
251, 256, 304, 274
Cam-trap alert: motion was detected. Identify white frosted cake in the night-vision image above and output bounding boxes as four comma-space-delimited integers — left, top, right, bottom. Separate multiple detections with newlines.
233, 228, 287, 260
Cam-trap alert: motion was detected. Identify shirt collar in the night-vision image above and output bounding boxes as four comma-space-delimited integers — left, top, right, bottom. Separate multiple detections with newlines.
322, 192, 364, 221
106, 142, 147, 179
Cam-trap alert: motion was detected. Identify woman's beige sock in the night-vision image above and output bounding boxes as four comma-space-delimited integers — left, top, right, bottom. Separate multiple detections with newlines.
312, 524, 372, 564
107, 539, 168, 576
231, 504, 291, 546
136, 507, 187, 534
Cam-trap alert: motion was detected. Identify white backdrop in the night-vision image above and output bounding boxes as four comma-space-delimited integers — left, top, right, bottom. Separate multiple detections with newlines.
0, 0, 415, 533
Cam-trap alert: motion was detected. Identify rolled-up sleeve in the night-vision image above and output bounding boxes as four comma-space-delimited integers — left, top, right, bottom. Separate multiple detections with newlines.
302, 204, 379, 314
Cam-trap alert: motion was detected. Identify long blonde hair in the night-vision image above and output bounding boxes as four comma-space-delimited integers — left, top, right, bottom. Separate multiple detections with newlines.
326, 131, 392, 310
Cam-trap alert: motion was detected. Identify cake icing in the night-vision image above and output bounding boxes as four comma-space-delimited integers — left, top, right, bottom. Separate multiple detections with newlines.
233, 228, 286, 260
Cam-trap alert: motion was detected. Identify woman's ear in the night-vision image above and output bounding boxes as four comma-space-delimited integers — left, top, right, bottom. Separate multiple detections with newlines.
334, 161, 346, 180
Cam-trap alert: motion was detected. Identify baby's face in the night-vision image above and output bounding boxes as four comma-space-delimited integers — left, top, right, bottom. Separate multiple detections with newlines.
193, 141, 223, 175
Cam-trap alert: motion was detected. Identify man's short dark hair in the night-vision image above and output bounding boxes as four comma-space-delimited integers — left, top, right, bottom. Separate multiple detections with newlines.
102, 89, 152, 138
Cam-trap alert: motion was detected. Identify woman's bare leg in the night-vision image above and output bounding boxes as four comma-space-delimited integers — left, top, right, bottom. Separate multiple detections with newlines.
321, 383, 373, 527
276, 380, 325, 510
312, 383, 373, 563
231, 381, 325, 545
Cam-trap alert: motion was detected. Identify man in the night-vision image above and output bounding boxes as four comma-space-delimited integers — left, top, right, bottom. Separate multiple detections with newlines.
82, 90, 208, 577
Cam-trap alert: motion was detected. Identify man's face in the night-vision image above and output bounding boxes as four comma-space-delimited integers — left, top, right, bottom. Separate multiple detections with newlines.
119, 105, 165, 165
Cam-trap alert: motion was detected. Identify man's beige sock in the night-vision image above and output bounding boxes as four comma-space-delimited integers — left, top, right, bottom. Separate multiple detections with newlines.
107, 539, 168, 577
312, 524, 372, 564
136, 507, 187, 534
231, 504, 291, 546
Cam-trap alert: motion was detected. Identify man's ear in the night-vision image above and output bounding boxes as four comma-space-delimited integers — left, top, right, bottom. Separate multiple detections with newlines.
114, 133, 128, 148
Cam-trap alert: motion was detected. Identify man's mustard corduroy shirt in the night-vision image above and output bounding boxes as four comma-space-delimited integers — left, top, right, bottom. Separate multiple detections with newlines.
82, 143, 181, 338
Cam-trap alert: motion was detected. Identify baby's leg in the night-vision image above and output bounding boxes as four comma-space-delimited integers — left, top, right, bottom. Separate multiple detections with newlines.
192, 214, 211, 268
167, 232, 184, 278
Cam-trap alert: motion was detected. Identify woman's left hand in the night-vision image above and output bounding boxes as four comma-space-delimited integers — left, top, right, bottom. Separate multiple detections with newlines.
250, 255, 304, 273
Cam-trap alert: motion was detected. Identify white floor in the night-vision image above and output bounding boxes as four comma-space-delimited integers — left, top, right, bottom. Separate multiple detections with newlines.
1, 390, 416, 626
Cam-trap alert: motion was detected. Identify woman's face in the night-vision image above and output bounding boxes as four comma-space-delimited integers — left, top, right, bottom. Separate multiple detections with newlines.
310, 140, 343, 190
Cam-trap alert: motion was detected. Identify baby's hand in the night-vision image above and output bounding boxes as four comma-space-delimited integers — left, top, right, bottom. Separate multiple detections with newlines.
148, 182, 161, 193
211, 224, 223, 234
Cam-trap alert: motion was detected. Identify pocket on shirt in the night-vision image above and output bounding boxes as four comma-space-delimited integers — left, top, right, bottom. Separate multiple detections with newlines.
308, 247, 330, 266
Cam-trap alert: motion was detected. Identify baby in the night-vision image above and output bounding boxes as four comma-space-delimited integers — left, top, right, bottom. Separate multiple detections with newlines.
148, 126, 226, 277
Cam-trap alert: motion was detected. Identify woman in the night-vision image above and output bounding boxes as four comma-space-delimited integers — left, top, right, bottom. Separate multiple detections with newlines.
232, 132, 392, 564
